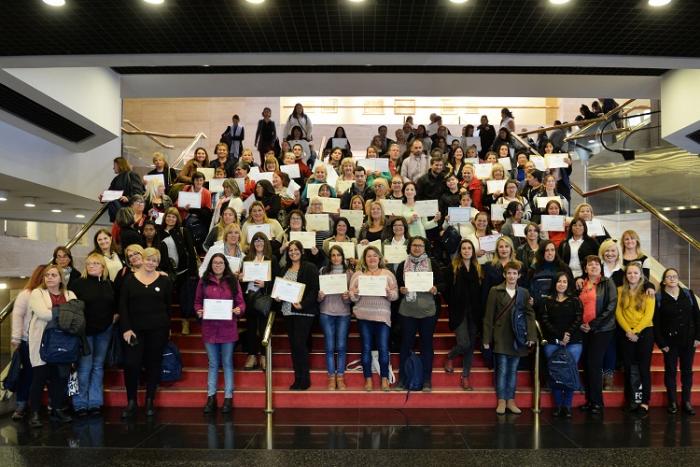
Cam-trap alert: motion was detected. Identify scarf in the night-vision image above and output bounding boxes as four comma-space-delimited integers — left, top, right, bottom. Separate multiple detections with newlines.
404, 253, 431, 302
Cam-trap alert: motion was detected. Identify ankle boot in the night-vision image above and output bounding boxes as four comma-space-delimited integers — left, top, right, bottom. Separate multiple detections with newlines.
203, 396, 217, 414
181, 319, 190, 335
221, 398, 233, 414
327, 375, 337, 391
496, 399, 507, 415
145, 398, 156, 417
29, 411, 43, 428
506, 399, 522, 414
336, 375, 346, 390
364, 378, 373, 392
381, 377, 390, 392
122, 400, 137, 419
50, 408, 72, 423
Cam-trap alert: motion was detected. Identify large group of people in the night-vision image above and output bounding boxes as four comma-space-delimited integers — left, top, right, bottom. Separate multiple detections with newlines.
8, 102, 698, 426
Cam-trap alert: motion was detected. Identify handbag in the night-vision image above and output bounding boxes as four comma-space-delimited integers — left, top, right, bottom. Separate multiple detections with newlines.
251, 290, 273, 317
105, 326, 124, 368
1, 349, 21, 392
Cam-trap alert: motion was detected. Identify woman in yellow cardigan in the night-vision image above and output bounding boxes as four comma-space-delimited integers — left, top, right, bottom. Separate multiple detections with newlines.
616, 262, 655, 415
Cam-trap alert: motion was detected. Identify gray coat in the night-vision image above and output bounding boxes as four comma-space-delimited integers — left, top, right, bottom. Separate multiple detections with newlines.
483, 283, 536, 357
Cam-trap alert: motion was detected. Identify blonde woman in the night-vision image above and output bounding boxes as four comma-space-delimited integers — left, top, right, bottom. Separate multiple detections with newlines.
147, 152, 178, 193
240, 201, 285, 252
199, 223, 244, 276
211, 178, 243, 229
621, 230, 651, 280
358, 200, 386, 244
204, 206, 238, 252
144, 177, 173, 222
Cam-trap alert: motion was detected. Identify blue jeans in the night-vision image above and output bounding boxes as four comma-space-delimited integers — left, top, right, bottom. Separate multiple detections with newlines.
205, 342, 235, 397
399, 314, 436, 383
358, 320, 390, 378
495, 353, 520, 400
319, 314, 350, 376
15, 340, 33, 409
544, 343, 583, 408
73, 325, 112, 410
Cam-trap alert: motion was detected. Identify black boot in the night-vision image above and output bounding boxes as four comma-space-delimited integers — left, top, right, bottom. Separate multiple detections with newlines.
50, 408, 72, 423
203, 396, 217, 414
683, 401, 696, 416
221, 398, 233, 414
29, 411, 43, 428
145, 398, 156, 417
121, 400, 137, 419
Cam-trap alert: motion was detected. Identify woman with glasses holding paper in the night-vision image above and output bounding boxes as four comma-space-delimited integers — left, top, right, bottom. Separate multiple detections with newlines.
276, 240, 320, 390
194, 253, 245, 414
395, 236, 446, 392
240, 201, 285, 254
349, 246, 399, 391
400, 182, 442, 238
318, 245, 354, 390
280, 209, 326, 268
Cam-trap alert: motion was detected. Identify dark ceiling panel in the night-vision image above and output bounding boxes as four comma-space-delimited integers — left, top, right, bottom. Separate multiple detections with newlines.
0, 0, 698, 57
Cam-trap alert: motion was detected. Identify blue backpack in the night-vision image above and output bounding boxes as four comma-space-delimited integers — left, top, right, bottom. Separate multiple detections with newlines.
39, 320, 81, 364
160, 341, 183, 383
547, 346, 580, 390
403, 353, 424, 391
511, 289, 529, 351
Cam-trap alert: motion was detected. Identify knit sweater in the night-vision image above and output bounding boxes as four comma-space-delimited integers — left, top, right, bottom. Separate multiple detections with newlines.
615, 287, 655, 334
349, 269, 399, 326
318, 266, 353, 317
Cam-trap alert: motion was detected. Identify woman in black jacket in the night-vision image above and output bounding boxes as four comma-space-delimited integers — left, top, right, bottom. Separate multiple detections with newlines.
654, 267, 700, 415
444, 239, 482, 390
276, 240, 320, 390
254, 179, 282, 221
558, 216, 599, 280
541, 272, 583, 418
70, 253, 117, 417
103, 157, 146, 222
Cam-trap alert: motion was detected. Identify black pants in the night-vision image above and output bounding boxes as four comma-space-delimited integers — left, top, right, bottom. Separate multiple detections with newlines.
245, 302, 268, 357
123, 327, 169, 401
286, 315, 314, 384
583, 330, 614, 406
621, 327, 654, 405
663, 342, 696, 404
30, 363, 70, 412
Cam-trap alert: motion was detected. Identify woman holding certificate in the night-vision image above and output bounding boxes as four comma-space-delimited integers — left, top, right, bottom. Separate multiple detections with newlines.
253, 180, 281, 221
558, 217, 600, 280
349, 246, 399, 391
241, 232, 280, 371
277, 240, 320, 390
400, 182, 441, 238
462, 211, 495, 265
240, 201, 285, 254
395, 236, 446, 392
318, 245, 353, 390
358, 201, 387, 244
531, 174, 569, 221
194, 253, 245, 414
204, 206, 238, 252
199, 223, 244, 277
281, 209, 326, 268
541, 200, 567, 248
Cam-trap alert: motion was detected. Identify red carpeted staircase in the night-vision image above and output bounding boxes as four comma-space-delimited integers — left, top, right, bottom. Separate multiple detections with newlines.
101, 308, 697, 410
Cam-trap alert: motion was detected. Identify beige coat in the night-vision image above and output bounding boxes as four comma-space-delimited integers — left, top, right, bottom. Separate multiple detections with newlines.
28, 288, 76, 367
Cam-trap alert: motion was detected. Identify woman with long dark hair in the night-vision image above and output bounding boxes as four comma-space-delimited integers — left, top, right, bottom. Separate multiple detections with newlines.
254, 179, 281, 220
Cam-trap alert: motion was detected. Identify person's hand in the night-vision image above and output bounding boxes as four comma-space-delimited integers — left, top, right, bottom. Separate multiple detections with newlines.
430, 286, 438, 295
341, 292, 350, 301
196, 309, 203, 319
318, 291, 326, 301
411, 213, 419, 223
444, 215, 451, 224
292, 302, 302, 310
123, 330, 136, 344
483, 344, 490, 350
626, 331, 638, 342
350, 286, 359, 297
10, 340, 19, 352
493, 190, 502, 197
434, 211, 442, 222
564, 157, 572, 166
113, 314, 120, 324
575, 278, 584, 290
311, 246, 319, 255
254, 280, 265, 287
386, 287, 393, 295
119, 196, 129, 203
662, 346, 670, 353
274, 297, 281, 302
527, 340, 535, 348
374, 170, 382, 178
399, 286, 408, 295
561, 332, 570, 345
528, 297, 534, 306
477, 250, 486, 257
580, 323, 590, 333
98, 193, 104, 202
232, 307, 242, 316
184, 204, 191, 210
645, 287, 655, 297
360, 239, 369, 245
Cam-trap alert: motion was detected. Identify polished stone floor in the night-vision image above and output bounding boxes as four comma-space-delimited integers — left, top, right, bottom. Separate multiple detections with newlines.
2, 408, 700, 465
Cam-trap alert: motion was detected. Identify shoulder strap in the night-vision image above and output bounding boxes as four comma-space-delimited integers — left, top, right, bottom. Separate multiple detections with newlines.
495, 291, 517, 323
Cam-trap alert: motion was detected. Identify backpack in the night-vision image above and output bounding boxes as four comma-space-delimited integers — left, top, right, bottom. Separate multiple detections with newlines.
547, 346, 580, 390
40, 319, 82, 364
440, 225, 461, 257
403, 352, 424, 391
160, 341, 183, 383
511, 289, 529, 351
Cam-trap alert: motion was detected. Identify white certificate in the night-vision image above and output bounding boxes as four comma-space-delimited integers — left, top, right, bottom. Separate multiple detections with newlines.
319, 274, 348, 295
383, 244, 407, 264
306, 213, 330, 232
101, 190, 123, 202
404, 271, 434, 293
490, 204, 505, 222
234, 178, 247, 193
143, 174, 164, 187
414, 200, 439, 218
203, 299, 233, 320
356, 240, 382, 260
331, 137, 348, 149
358, 275, 388, 297
339, 209, 364, 232
541, 215, 566, 232
246, 223, 272, 242
287, 179, 301, 197
380, 199, 403, 216
290, 231, 316, 249
536, 196, 562, 209
512, 223, 526, 238
448, 207, 471, 225
358, 158, 389, 173
486, 180, 506, 195
250, 171, 273, 183
329, 241, 356, 259
225, 255, 241, 273
497, 157, 512, 171
155, 212, 165, 225
474, 163, 493, 180
280, 164, 301, 179
306, 183, 322, 199
326, 165, 339, 188
586, 219, 606, 237
479, 234, 501, 252
248, 166, 261, 177
178, 191, 201, 209
198, 168, 215, 180
208, 178, 225, 193
530, 155, 546, 171
241, 261, 271, 282
321, 197, 341, 214
464, 137, 481, 151
241, 193, 256, 214
271, 278, 305, 303
464, 157, 480, 167
545, 153, 570, 169
336, 180, 354, 195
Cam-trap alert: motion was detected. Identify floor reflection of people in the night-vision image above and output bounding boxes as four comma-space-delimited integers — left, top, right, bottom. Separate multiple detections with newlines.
495, 414, 520, 449
206, 414, 234, 449
71, 415, 105, 447
664, 414, 694, 447
325, 426, 350, 449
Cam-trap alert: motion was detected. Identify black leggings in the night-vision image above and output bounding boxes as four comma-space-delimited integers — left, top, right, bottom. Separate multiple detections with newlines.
30, 363, 70, 412
123, 327, 170, 401
583, 330, 614, 406
621, 327, 654, 405
286, 315, 314, 384
245, 299, 268, 356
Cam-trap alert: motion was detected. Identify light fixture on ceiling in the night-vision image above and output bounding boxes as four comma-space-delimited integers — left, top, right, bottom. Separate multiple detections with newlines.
51, 209, 62, 213
245, 0, 265, 4
0, 191, 7, 201
449, 0, 469, 3
0, 283, 7, 290
347, 0, 365, 3
75, 213, 86, 219
24, 198, 37, 208
648, 0, 671, 6
549, 0, 571, 4
143, 0, 165, 4
42, 0, 66, 6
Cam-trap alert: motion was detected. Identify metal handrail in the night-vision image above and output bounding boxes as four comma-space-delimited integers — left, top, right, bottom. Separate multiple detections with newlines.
571, 182, 700, 253
261, 310, 277, 415
122, 120, 177, 149
0, 203, 109, 324
170, 131, 208, 170
533, 320, 545, 414
535, 99, 637, 142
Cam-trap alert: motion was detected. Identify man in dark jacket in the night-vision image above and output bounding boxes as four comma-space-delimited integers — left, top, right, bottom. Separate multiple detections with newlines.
416, 156, 446, 201
340, 166, 375, 209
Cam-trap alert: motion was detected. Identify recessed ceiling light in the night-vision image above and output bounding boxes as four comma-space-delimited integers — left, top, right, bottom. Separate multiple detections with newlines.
0, 191, 7, 201
245, 0, 265, 4
549, 0, 571, 4
43, 0, 66, 6
51, 209, 62, 213
75, 214, 86, 219
649, 0, 671, 6
24, 202, 36, 208
347, 0, 365, 3
449, 0, 469, 3
24, 198, 37, 208
0, 283, 7, 290
143, 0, 164, 4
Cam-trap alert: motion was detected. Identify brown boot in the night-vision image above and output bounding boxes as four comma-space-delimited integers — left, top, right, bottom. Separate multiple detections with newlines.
381, 377, 390, 392
181, 319, 190, 335
244, 355, 257, 371
506, 399, 522, 414
444, 358, 454, 373
496, 399, 507, 415
364, 378, 373, 392
259, 355, 267, 371
336, 375, 347, 390
461, 376, 473, 391
327, 375, 336, 391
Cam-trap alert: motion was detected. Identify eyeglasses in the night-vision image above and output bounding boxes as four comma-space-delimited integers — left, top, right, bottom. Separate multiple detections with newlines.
665, 275, 679, 280
411, 244, 426, 249
253, 238, 265, 243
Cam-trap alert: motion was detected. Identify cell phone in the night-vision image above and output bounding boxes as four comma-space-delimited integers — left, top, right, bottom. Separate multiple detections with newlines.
129, 335, 138, 347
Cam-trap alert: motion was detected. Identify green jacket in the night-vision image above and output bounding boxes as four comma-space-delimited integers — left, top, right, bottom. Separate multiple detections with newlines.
483, 283, 536, 357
